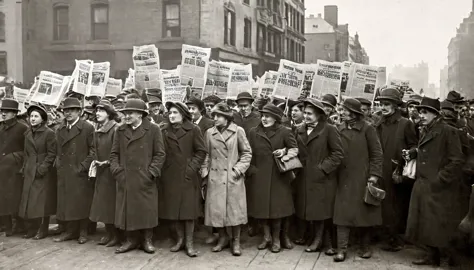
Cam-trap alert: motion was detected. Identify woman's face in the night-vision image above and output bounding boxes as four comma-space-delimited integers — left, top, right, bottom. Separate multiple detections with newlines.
291, 105, 304, 122
213, 114, 228, 127
341, 107, 355, 121
95, 108, 108, 123
29, 111, 43, 126
261, 113, 276, 127
168, 107, 184, 124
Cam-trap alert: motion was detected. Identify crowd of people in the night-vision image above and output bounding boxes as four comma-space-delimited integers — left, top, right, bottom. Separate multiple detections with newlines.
0, 86, 473, 267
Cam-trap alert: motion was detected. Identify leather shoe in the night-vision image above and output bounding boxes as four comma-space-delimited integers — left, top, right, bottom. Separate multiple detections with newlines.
33, 230, 48, 240
98, 236, 110, 245
143, 239, 155, 254
412, 256, 440, 266
105, 236, 120, 247
334, 250, 346, 262
115, 240, 138, 254
54, 233, 76, 242
22, 230, 37, 239
270, 243, 281, 253
78, 236, 88, 244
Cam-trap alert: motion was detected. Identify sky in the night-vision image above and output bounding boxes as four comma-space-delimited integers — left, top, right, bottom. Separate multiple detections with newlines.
305, 0, 472, 85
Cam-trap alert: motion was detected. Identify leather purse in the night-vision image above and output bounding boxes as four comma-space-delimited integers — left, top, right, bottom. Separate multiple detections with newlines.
364, 183, 386, 206
274, 156, 303, 173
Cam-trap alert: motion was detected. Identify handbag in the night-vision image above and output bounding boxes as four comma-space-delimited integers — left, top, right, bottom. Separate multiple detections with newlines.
364, 183, 386, 206
274, 155, 303, 173
402, 159, 416, 180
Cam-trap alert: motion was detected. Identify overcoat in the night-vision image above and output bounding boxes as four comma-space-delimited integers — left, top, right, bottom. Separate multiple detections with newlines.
295, 122, 344, 221
334, 120, 383, 227
233, 111, 261, 136
197, 116, 214, 135
374, 111, 417, 228
159, 121, 207, 220
56, 119, 95, 221
201, 123, 252, 227
18, 124, 57, 219
0, 118, 28, 215
110, 118, 165, 231
405, 119, 464, 248
90, 120, 117, 224
247, 124, 298, 219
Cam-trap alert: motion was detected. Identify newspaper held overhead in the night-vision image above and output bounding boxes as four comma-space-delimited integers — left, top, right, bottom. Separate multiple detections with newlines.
180, 44, 211, 93
203, 60, 231, 99
252, 78, 259, 98
346, 63, 379, 100
86, 62, 110, 97
340, 61, 353, 95
258, 71, 278, 97
13, 86, 30, 114
72, 60, 93, 95
161, 68, 186, 105
301, 64, 317, 99
375, 67, 387, 91
312, 60, 343, 98
273, 60, 305, 100
31, 71, 67, 106
227, 63, 253, 100
105, 78, 123, 97
133, 44, 161, 92
123, 69, 136, 91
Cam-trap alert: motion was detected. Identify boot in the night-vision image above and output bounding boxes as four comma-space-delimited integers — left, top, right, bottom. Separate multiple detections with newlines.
231, 226, 242, 256
358, 227, 372, 259
77, 220, 89, 244
185, 220, 198, 257
380, 227, 403, 252
54, 221, 78, 242
23, 218, 40, 239
305, 221, 324, 252
294, 218, 307, 245
205, 227, 219, 245
105, 226, 120, 247
270, 219, 282, 253
115, 231, 139, 254
142, 229, 155, 254
98, 224, 114, 245
212, 228, 229, 252
50, 221, 65, 236
334, 226, 349, 262
12, 216, 26, 234
281, 217, 294, 249
257, 220, 271, 250
412, 246, 441, 266
323, 223, 336, 256
1, 216, 12, 237
34, 217, 49, 240
88, 221, 97, 235
170, 221, 185, 252
459, 184, 474, 236
247, 217, 258, 237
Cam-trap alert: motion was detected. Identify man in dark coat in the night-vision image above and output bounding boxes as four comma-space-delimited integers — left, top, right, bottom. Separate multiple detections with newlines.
147, 89, 166, 126
355, 97, 375, 125
406, 97, 464, 266
233, 92, 260, 136
374, 88, 417, 252
54, 98, 95, 244
202, 95, 222, 118
321, 94, 338, 125
110, 98, 166, 254
186, 97, 214, 135
0, 99, 28, 236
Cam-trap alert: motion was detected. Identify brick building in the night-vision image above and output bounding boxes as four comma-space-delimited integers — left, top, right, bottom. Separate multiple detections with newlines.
448, 1, 474, 98
21, 0, 305, 83
0, 0, 23, 81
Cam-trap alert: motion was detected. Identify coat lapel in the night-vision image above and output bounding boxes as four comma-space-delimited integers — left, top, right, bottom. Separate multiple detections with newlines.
256, 125, 272, 146
211, 127, 226, 145
297, 125, 308, 145
306, 122, 325, 145
419, 121, 442, 148
61, 120, 83, 146
25, 129, 37, 153
127, 119, 150, 146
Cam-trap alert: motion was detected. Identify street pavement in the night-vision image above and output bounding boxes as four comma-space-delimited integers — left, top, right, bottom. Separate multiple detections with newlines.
0, 225, 473, 270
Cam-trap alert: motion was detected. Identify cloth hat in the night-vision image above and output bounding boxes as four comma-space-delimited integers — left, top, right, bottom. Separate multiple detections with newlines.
166, 101, 192, 121
148, 95, 162, 104
355, 97, 372, 106
120, 98, 149, 116
104, 94, 117, 100
83, 105, 95, 115
185, 96, 205, 112
211, 102, 234, 119
416, 97, 440, 114
0, 98, 19, 111
62, 97, 82, 110
303, 98, 326, 115
287, 99, 304, 110
27, 103, 48, 121
202, 95, 222, 105
342, 98, 364, 115
259, 104, 284, 122
406, 94, 422, 106
236, 92, 254, 103
321, 94, 337, 108
440, 100, 455, 111
376, 88, 403, 105
446, 90, 465, 104
146, 88, 162, 97
96, 100, 117, 116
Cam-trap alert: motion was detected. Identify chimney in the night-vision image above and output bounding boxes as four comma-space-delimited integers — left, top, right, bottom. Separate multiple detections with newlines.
324, 5, 338, 28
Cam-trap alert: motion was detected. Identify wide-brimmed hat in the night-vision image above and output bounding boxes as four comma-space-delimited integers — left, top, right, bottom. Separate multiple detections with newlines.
236, 92, 254, 103
62, 97, 82, 110
203, 95, 222, 105
342, 98, 364, 115
321, 94, 337, 108
147, 88, 161, 97
355, 97, 372, 107
440, 100, 455, 111
416, 97, 440, 114
166, 101, 192, 121
446, 90, 465, 104
211, 102, 234, 119
303, 98, 326, 115
120, 98, 149, 116
259, 104, 283, 122
96, 100, 117, 116
0, 98, 19, 111
406, 94, 422, 106
27, 103, 48, 121
148, 95, 162, 105
376, 88, 403, 105
186, 96, 205, 112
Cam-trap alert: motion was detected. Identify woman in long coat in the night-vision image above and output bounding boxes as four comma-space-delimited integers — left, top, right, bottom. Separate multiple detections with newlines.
201, 103, 252, 256
247, 104, 298, 253
295, 99, 344, 253
160, 102, 207, 257
334, 98, 383, 262
89, 100, 118, 247
405, 97, 464, 266
18, 104, 57, 239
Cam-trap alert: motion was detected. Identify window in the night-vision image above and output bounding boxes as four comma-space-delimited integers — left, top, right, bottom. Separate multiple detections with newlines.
53, 6, 69, 41
273, 0, 279, 12
257, 23, 266, 52
244, 19, 252, 48
91, 4, 109, 40
0, 12, 4, 42
243, 0, 250, 5
257, 0, 265, 6
0, 51, 6, 75
163, 1, 180, 37
224, 9, 236, 46
267, 30, 274, 53
302, 45, 305, 62
274, 33, 281, 55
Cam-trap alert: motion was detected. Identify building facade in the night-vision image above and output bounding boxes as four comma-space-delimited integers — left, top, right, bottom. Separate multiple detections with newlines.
0, 0, 23, 81
348, 33, 369, 64
440, 65, 449, 98
21, 0, 305, 84
389, 62, 429, 92
448, 2, 474, 98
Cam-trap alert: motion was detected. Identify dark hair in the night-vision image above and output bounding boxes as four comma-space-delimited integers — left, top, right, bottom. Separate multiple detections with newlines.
305, 105, 327, 122
287, 103, 304, 118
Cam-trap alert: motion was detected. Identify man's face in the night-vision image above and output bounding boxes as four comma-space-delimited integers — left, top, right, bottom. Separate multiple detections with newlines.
361, 105, 371, 118
187, 104, 201, 120
303, 107, 318, 124
63, 108, 81, 123
204, 102, 215, 114
323, 105, 334, 116
123, 111, 142, 126
418, 108, 437, 126
454, 103, 464, 114
408, 104, 417, 117
380, 101, 396, 116
149, 103, 161, 115
237, 100, 252, 117
1, 110, 17, 121
341, 107, 355, 121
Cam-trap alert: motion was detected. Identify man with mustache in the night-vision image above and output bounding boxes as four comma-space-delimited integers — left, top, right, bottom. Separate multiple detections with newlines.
374, 88, 418, 252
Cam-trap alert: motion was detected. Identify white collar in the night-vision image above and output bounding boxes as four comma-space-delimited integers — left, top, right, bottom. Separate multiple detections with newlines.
194, 115, 203, 124
131, 120, 142, 130
67, 117, 80, 128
